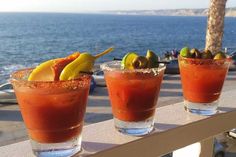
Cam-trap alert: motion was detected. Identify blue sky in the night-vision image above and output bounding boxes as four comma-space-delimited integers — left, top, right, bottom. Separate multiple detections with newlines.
0, 0, 236, 12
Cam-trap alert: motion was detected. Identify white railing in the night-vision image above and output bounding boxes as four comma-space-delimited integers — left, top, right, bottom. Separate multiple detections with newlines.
86, 91, 236, 157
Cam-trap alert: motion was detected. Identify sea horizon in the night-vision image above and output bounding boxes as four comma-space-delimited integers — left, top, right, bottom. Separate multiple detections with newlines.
0, 13, 235, 84
0, 6, 236, 17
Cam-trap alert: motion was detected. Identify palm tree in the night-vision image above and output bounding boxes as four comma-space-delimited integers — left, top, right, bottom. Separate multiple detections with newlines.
205, 0, 227, 53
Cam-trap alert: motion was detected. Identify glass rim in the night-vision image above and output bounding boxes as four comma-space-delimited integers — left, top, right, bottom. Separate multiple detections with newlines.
10, 68, 92, 86
178, 55, 232, 63
178, 55, 232, 67
100, 61, 166, 73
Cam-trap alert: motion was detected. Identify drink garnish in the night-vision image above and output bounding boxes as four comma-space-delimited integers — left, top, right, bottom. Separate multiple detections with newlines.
214, 52, 226, 59
180, 47, 227, 60
121, 52, 138, 69
201, 50, 213, 59
132, 56, 148, 69
28, 47, 113, 81
52, 52, 80, 81
60, 47, 113, 80
190, 48, 201, 58
146, 50, 160, 68
28, 59, 59, 81
180, 47, 191, 58
121, 50, 160, 69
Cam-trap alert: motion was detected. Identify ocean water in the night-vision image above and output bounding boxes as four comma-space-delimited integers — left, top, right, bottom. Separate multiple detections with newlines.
0, 13, 236, 84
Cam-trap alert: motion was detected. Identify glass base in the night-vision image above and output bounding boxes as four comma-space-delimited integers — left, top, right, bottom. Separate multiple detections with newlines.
31, 135, 82, 157
114, 117, 154, 136
184, 99, 218, 116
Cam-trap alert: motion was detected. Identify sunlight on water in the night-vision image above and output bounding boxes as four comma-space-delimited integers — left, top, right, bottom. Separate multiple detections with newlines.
0, 13, 236, 84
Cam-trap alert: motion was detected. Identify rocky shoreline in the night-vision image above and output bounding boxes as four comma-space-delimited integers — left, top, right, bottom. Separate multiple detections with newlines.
101, 7, 236, 17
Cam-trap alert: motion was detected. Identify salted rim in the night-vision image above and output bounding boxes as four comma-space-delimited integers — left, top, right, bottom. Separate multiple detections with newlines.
10, 68, 92, 89
178, 55, 232, 63
100, 61, 166, 73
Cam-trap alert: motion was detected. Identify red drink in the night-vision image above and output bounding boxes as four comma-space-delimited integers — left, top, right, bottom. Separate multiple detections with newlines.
101, 61, 165, 136
105, 71, 164, 122
11, 69, 91, 155
178, 56, 231, 115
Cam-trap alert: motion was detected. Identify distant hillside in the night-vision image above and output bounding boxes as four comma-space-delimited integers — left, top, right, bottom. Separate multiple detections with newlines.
101, 7, 236, 17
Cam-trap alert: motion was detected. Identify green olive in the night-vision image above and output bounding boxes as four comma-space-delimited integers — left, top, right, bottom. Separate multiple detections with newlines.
132, 56, 148, 69
146, 50, 159, 68
201, 50, 213, 59
214, 51, 226, 59
180, 47, 191, 58
190, 48, 201, 58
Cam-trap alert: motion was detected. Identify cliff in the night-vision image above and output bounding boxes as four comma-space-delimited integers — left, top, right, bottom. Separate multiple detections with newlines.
102, 7, 236, 17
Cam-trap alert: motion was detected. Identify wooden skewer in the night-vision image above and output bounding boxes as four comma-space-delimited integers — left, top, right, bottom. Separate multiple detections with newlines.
80, 71, 94, 75
113, 58, 170, 64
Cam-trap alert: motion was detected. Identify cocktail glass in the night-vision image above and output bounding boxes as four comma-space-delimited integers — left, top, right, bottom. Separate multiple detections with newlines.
101, 61, 165, 136
10, 68, 91, 157
178, 56, 231, 115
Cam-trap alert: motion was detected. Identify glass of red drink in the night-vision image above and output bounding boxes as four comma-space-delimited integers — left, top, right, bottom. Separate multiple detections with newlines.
10, 68, 91, 157
101, 61, 165, 136
178, 56, 231, 115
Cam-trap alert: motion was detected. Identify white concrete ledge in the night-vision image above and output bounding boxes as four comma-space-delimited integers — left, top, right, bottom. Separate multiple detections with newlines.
0, 89, 236, 157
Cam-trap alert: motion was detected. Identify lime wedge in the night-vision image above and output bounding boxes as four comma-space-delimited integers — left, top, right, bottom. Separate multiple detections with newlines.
180, 47, 191, 58
121, 52, 138, 69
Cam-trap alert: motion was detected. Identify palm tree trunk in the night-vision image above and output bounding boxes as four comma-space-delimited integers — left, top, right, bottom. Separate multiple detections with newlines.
205, 0, 227, 54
